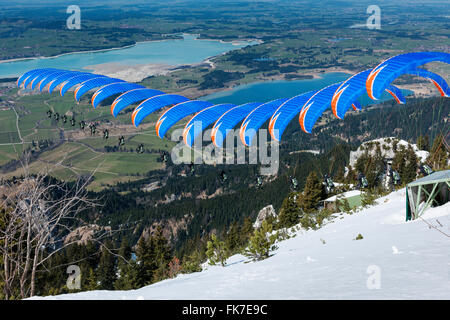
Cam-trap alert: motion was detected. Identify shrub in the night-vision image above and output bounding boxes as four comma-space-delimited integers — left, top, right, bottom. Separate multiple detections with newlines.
244, 221, 279, 261
206, 234, 228, 266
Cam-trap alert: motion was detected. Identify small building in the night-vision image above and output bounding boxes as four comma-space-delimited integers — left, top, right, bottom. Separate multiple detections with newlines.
406, 170, 450, 221
323, 190, 362, 212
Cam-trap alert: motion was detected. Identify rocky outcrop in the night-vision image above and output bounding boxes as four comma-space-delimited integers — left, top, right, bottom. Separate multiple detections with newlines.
64, 224, 112, 245
253, 205, 277, 229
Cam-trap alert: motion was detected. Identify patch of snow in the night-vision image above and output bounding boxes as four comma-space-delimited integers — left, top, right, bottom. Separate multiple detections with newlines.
30, 190, 450, 300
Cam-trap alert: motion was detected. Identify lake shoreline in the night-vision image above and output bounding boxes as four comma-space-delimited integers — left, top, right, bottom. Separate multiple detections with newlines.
0, 34, 261, 66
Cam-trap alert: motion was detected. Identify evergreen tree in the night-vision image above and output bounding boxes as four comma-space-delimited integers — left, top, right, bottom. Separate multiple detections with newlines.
114, 261, 140, 290
206, 234, 228, 266
277, 192, 301, 228
114, 237, 140, 290
135, 227, 172, 286
96, 241, 117, 290
417, 134, 430, 151
239, 217, 254, 247
244, 220, 278, 261
392, 145, 407, 180
181, 249, 203, 274
151, 228, 172, 282
224, 222, 241, 254
403, 146, 418, 184
83, 268, 99, 291
299, 171, 325, 213
428, 133, 448, 170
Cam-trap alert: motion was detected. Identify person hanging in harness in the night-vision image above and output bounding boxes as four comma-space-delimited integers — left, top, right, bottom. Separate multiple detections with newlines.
137, 144, 144, 154
323, 174, 335, 194
219, 170, 228, 183
357, 172, 369, 189
188, 161, 195, 175
392, 169, 401, 186
79, 120, 86, 130
62, 115, 67, 124
419, 164, 434, 176
103, 129, 109, 140
118, 135, 125, 146
161, 152, 169, 163
47, 110, 52, 119
90, 123, 96, 135
290, 175, 298, 191
70, 117, 75, 126
54, 112, 60, 121
256, 176, 263, 189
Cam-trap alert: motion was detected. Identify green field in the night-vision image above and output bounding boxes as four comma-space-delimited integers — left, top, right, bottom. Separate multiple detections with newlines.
0, 86, 175, 189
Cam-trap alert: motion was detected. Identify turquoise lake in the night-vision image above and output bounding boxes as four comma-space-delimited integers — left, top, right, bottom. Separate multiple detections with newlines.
0, 34, 258, 78
203, 73, 412, 106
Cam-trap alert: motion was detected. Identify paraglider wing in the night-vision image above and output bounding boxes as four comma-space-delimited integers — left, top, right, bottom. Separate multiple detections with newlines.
74, 77, 126, 102
23, 68, 58, 89
268, 91, 317, 141
111, 88, 165, 117
183, 103, 236, 147
366, 52, 450, 100
385, 84, 406, 104
60, 74, 107, 96
31, 69, 64, 91
38, 70, 74, 92
17, 68, 50, 88
300, 82, 344, 133
331, 69, 372, 119
405, 68, 450, 97
92, 82, 144, 108
156, 100, 214, 139
132, 94, 189, 127
239, 98, 288, 146
211, 102, 263, 148
351, 100, 362, 111
48, 71, 86, 94
332, 68, 409, 119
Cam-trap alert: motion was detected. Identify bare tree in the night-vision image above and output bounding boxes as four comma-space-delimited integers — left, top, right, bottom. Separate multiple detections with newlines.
0, 152, 121, 299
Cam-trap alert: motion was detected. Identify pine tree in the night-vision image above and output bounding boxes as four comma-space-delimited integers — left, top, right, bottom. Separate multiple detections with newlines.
393, 145, 407, 181
114, 238, 140, 290
277, 192, 301, 228
135, 227, 172, 285
428, 133, 448, 170
244, 220, 278, 261
96, 241, 117, 290
239, 217, 254, 246
206, 234, 228, 266
151, 228, 172, 282
299, 171, 325, 213
224, 222, 241, 254
181, 249, 203, 274
114, 261, 140, 290
417, 134, 430, 151
403, 146, 418, 184
83, 268, 99, 291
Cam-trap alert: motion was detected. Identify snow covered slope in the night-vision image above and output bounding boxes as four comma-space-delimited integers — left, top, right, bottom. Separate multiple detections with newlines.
32, 190, 450, 300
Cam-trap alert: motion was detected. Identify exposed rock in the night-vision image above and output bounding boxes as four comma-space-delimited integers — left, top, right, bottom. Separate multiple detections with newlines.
64, 224, 112, 245
253, 205, 277, 229
141, 213, 193, 243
